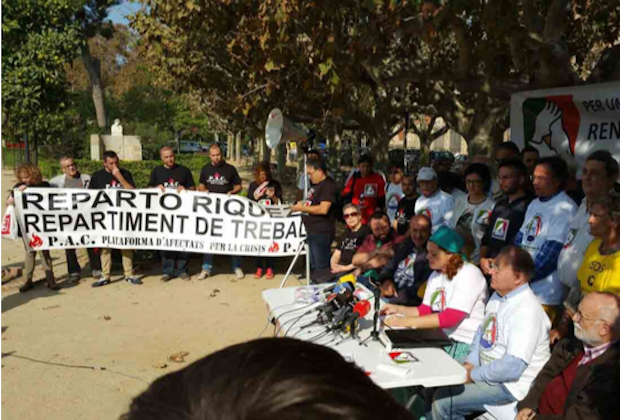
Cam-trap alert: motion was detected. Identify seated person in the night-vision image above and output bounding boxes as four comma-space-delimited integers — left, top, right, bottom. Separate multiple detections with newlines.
313, 204, 370, 283
432, 246, 551, 420
381, 227, 487, 363
551, 195, 620, 344
352, 212, 402, 280
516, 292, 620, 420
376, 215, 433, 306
121, 338, 416, 420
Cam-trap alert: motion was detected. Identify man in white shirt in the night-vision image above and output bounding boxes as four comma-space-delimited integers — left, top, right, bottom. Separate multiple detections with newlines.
516, 156, 577, 323
415, 167, 455, 233
432, 246, 551, 420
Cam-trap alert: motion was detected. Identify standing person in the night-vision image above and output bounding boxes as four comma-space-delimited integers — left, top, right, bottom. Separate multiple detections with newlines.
382, 227, 488, 363
557, 151, 618, 292
341, 154, 386, 225
196, 144, 244, 280
494, 141, 521, 165
290, 158, 339, 274
296, 149, 322, 201
522, 146, 539, 193
415, 167, 455, 233
6, 163, 59, 292
89, 151, 142, 287
450, 163, 495, 264
148, 146, 195, 282
393, 173, 419, 235
247, 162, 283, 279
49, 156, 101, 283
432, 246, 551, 420
480, 160, 533, 275
385, 163, 405, 224
515, 156, 577, 322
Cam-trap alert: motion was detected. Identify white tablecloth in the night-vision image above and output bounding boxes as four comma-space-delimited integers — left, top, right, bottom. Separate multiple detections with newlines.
262, 285, 468, 389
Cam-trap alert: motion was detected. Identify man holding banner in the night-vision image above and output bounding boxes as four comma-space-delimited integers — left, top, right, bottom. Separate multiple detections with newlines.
196, 144, 245, 280
89, 151, 143, 287
148, 146, 196, 282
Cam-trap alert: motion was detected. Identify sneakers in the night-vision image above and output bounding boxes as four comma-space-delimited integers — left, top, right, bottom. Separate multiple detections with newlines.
179, 272, 191, 281
235, 268, 245, 279
161, 274, 173, 282
125, 276, 143, 285
196, 270, 211, 280
254, 268, 263, 279
265, 268, 274, 279
91, 269, 102, 278
69, 273, 81, 283
92, 277, 111, 287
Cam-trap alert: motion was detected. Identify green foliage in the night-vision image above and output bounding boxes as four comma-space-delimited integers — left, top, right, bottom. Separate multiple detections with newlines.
38, 155, 213, 189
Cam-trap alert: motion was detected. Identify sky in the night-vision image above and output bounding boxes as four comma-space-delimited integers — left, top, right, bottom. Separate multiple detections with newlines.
108, 1, 142, 26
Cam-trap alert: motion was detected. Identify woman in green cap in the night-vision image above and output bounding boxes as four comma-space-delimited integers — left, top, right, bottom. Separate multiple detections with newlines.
381, 226, 488, 362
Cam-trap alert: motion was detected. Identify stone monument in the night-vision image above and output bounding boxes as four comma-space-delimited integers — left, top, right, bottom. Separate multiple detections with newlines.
111, 119, 124, 136
91, 118, 143, 161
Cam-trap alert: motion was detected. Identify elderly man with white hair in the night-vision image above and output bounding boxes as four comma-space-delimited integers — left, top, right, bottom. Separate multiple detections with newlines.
516, 292, 620, 420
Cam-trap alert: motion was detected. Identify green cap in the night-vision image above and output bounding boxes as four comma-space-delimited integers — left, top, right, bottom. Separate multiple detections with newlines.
430, 226, 465, 258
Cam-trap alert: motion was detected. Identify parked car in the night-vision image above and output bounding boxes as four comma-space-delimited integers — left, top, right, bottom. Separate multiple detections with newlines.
179, 141, 202, 153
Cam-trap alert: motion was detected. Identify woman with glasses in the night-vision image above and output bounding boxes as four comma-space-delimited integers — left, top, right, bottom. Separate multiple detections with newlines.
329, 204, 371, 278
550, 194, 620, 344
247, 162, 283, 279
450, 163, 495, 264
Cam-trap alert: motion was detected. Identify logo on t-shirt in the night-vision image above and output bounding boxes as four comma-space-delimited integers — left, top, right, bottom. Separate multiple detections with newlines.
525, 214, 543, 243
106, 180, 123, 189
394, 253, 417, 288
417, 207, 433, 220
387, 192, 402, 209
475, 209, 492, 226
164, 178, 180, 189
259, 199, 272, 206
480, 313, 498, 350
364, 183, 378, 198
564, 228, 578, 249
492, 218, 510, 241
208, 173, 228, 186
430, 288, 446, 312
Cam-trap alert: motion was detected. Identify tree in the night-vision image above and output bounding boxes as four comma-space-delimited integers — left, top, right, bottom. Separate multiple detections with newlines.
2, 0, 83, 161
132, 0, 620, 160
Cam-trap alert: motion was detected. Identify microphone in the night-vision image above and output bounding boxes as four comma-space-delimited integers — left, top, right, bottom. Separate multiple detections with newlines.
322, 274, 357, 294
343, 300, 371, 336
317, 288, 354, 324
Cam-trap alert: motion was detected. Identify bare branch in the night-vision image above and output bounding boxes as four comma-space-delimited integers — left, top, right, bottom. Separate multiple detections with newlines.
522, 0, 543, 38
543, 0, 570, 43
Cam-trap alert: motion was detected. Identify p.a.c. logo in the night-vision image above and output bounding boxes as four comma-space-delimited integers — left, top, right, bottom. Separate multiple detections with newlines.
523, 95, 580, 158
430, 288, 446, 312
524, 214, 543, 243
417, 207, 433, 220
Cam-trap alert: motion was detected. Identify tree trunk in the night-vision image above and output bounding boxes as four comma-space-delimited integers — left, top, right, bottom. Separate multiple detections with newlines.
235, 131, 242, 162
226, 132, 233, 159
262, 137, 270, 162
81, 43, 107, 129
277, 142, 286, 177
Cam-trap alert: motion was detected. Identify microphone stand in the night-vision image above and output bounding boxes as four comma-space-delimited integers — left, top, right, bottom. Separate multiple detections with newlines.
361, 280, 385, 348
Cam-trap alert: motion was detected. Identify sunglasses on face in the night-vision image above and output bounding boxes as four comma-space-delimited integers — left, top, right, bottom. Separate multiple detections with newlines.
343, 212, 360, 220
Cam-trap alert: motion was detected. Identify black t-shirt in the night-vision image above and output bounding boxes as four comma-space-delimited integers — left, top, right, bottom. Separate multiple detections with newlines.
302, 177, 339, 234
247, 180, 283, 205
481, 193, 534, 258
395, 196, 418, 235
89, 168, 135, 190
10, 181, 52, 197
337, 225, 371, 266
148, 164, 195, 189
199, 162, 242, 194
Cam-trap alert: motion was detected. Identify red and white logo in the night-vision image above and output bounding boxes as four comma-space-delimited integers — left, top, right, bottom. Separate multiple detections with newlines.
268, 242, 280, 253
29, 233, 43, 249
1, 213, 11, 235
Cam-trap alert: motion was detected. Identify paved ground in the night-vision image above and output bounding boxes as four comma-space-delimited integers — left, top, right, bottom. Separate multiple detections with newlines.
1, 164, 306, 419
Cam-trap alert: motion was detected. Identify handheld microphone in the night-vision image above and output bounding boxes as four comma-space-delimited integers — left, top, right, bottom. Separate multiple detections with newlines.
343, 300, 371, 336
317, 288, 353, 324
322, 274, 357, 294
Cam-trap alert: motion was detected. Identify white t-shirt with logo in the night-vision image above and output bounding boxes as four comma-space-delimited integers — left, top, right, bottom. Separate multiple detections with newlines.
415, 189, 455, 233
386, 182, 404, 223
557, 200, 593, 289
478, 286, 551, 400
422, 263, 488, 344
450, 195, 496, 264
518, 191, 578, 305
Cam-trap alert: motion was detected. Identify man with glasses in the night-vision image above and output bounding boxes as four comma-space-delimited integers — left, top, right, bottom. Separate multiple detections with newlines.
515, 156, 577, 322
516, 292, 620, 420
480, 160, 533, 276
352, 212, 401, 279
50, 156, 101, 282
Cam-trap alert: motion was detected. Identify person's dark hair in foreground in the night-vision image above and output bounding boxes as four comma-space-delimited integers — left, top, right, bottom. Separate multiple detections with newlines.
121, 338, 415, 420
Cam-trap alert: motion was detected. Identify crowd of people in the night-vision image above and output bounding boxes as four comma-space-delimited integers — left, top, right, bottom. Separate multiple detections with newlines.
6, 140, 620, 419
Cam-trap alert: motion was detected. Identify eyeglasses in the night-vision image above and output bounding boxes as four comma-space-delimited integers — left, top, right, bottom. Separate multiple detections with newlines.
62, 163, 76, 169
466, 179, 483, 185
498, 175, 517, 181
343, 212, 360, 220
574, 310, 603, 323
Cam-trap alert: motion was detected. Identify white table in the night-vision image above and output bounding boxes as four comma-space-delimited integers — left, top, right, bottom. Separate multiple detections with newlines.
262, 285, 468, 389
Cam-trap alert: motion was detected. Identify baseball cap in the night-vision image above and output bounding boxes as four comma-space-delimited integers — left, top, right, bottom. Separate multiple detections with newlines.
418, 167, 437, 181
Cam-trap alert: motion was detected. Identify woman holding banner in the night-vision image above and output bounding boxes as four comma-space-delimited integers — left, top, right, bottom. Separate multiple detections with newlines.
247, 162, 283, 279
6, 163, 59, 292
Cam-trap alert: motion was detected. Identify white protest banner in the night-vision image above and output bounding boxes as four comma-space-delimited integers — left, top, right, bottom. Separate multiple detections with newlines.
511, 81, 620, 170
14, 188, 306, 256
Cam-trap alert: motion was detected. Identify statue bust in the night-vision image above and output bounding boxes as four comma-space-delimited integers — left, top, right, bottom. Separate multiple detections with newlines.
111, 119, 123, 136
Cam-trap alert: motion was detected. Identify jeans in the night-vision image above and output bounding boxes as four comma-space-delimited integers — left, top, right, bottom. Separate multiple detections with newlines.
254, 257, 274, 270
306, 232, 334, 271
162, 251, 190, 276
202, 253, 242, 272
431, 382, 515, 420
65, 248, 101, 275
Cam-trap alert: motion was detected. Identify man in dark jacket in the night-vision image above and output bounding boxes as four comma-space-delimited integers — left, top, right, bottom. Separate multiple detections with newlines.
516, 292, 620, 420
376, 214, 433, 305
